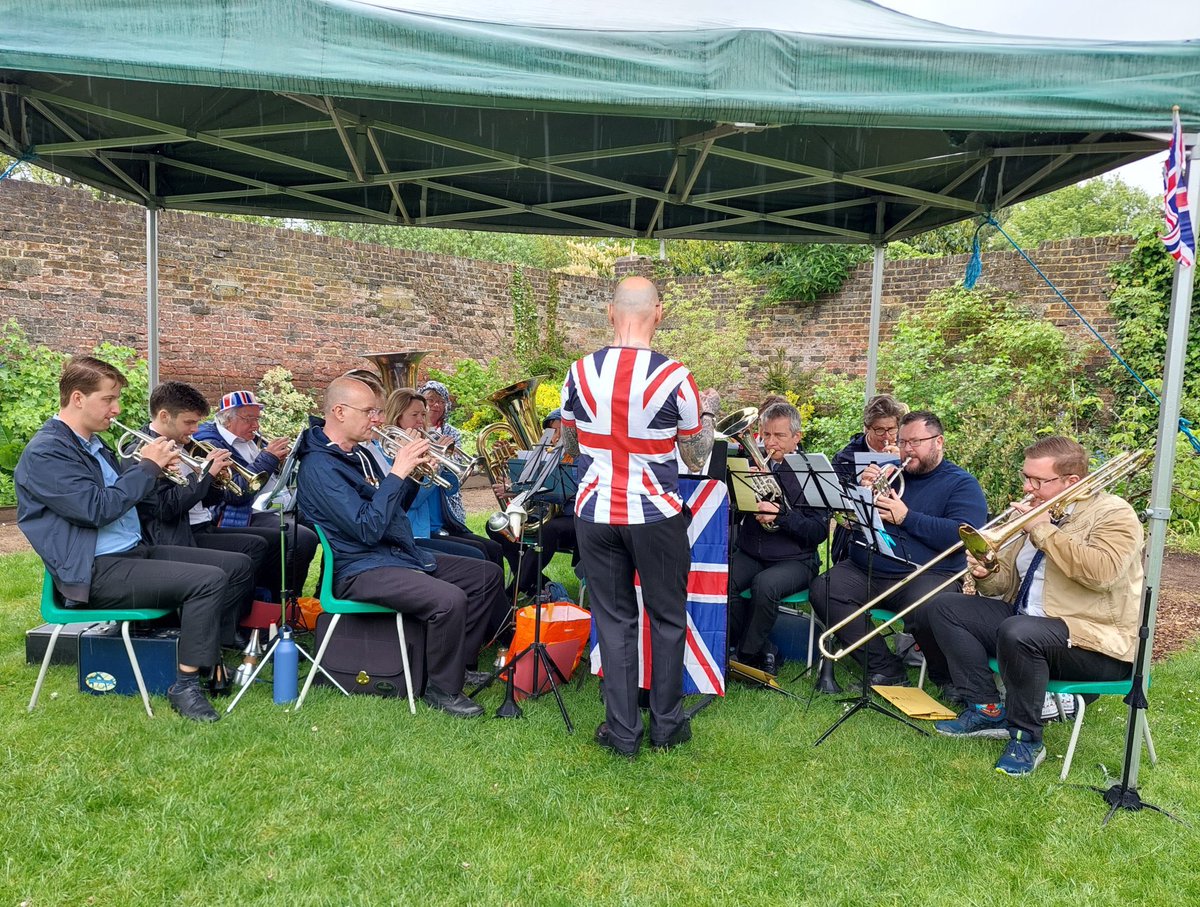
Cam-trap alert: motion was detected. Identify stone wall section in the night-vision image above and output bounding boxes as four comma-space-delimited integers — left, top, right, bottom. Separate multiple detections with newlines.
1, 181, 1134, 400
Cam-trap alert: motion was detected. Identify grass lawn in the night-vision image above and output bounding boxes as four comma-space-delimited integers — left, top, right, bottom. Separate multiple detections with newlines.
3, 522, 1200, 906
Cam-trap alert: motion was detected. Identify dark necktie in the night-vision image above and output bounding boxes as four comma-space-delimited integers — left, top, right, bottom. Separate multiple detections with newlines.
1012, 549, 1045, 614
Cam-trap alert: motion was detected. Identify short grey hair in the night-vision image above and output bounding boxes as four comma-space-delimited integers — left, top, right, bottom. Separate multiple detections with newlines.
863, 394, 907, 427
760, 401, 802, 434
214, 408, 237, 427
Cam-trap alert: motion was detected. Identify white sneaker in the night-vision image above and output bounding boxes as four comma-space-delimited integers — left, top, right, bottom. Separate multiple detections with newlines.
1041, 692, 1076, 721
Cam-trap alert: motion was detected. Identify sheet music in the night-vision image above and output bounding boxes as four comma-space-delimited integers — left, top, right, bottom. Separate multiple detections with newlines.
846, 485, 896, 556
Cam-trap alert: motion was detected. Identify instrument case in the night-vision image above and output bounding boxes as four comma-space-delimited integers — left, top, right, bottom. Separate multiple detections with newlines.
26, 621, 99, 666
77, 625, 180, 697
310, 611, 427, 699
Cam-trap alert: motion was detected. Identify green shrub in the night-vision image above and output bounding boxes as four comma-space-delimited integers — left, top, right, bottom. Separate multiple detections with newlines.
255, 367, 317, 439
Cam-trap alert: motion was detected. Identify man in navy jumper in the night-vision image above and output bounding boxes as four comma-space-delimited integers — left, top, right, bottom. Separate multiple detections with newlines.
728, 401, 830, 676
295, 376, 504, 718
809, 411, 987, 688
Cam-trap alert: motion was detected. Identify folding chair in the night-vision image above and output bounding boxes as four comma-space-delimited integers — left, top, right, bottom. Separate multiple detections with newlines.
299, 525, 415, 714
29, 568, 174, 717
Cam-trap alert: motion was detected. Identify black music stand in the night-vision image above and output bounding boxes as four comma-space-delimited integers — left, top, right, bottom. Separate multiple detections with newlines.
807, 484, 928, 746
471, 446, 576, 733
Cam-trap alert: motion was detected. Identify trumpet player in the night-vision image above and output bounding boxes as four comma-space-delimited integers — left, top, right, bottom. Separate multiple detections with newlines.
15, 356, 239, 722
295, 376, 505, 717
728, 402, 829, 677
194, 388, 319, 598
925, 437, 1144, 777
809, 411, 987, 689
135, 381, 269, 636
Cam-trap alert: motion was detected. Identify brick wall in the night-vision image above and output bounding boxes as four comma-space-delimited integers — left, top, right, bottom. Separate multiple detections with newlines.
0, 181, 1134, 400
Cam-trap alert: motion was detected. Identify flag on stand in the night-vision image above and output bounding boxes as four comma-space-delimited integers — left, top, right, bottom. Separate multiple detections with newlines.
1162, 107, 1195, 268
590, 477, 728, 696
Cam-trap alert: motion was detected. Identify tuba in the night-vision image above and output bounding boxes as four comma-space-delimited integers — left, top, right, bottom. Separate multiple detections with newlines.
478, 377, 558, 533
361, 350, 430, 395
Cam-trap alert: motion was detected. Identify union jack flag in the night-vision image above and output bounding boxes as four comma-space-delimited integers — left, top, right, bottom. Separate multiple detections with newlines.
1162, 107, 1195, 268
562, 347, 702, 526
590, 477, 729, 696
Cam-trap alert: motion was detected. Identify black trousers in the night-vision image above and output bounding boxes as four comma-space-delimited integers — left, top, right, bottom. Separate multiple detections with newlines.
576, 513, 691, 751
89, 545, 247, 668
728, 550, 816, 658
808, 558, 956, 683
486, 514, 577, 596
925, 593, 1132, 741
337, 554, 505, 695
441, 528, 505, 569
190, 528, 268, 621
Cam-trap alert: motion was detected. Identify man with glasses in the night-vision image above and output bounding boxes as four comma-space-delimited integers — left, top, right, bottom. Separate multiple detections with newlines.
810, 411, 987, 689
295, 376, 505, 717
925, 436, 1143, 776
194, 390, 318, 600
832, 393, 907, 484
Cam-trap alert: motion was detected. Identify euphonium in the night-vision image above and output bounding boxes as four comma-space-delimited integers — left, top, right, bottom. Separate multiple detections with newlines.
184, 437, 272, 493
716, 407, 783, 533
111, 419, 205, 486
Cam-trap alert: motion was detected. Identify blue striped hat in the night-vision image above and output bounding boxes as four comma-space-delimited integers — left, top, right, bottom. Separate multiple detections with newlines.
217, 390, 264, 411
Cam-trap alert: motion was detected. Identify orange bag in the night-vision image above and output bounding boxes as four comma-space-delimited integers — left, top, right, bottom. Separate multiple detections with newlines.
503, 602, 591, 698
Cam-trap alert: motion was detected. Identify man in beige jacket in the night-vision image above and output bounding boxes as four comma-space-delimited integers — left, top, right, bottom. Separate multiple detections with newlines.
925, 436, 1143, 776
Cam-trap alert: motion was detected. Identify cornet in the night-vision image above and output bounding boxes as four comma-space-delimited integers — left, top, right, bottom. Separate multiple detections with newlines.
869, 458, 911, 499
371, 426, 474, 489
111, 419, 207, 486
184, 437, 272, 493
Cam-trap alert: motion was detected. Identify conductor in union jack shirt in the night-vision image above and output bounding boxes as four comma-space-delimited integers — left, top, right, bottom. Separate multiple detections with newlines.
561, 276, 719, 757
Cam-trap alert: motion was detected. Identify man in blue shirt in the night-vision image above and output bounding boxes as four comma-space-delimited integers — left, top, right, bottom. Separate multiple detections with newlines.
15, 356, 240, 722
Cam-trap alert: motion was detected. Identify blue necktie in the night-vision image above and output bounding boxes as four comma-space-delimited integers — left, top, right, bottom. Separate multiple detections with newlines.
1012, 549, 1044, 614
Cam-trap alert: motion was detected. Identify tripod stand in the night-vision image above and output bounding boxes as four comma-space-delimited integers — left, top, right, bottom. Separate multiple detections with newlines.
471, 496, 574, 732
812, 489, 928, 746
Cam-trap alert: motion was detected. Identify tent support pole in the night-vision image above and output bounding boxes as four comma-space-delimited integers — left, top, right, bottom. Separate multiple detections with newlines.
864, 244, 885, 398
146, 206, 159, 387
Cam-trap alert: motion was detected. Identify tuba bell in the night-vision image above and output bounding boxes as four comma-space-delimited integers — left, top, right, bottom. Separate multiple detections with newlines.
478, 377, 558, 534
361, 350, 430, 395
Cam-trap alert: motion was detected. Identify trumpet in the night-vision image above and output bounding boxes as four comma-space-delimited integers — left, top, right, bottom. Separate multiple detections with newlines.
111, 419, 206, 486
869, 458, 911, 499
184, 437, 272, 493
371, 426, 474, 489
817, 449, 1149, 663
422, 427, 484, 476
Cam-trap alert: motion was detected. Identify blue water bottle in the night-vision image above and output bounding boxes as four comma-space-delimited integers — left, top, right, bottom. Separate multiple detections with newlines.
273, 625, 299, 704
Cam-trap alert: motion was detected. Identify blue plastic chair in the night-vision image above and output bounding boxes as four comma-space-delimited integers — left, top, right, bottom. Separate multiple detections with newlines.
29, 568, 175, 717
300, 525, 415, 714
988, 658, 1157, 781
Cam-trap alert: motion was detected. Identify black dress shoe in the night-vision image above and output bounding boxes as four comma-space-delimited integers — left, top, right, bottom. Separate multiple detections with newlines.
651, 720, 692, 752
594, 722, 639, 758
168, 681, 221, 722
867, 671, 912, 688
422, 684, 485, 718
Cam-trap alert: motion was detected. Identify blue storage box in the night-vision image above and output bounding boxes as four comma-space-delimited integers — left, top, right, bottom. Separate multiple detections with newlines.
769, 606, 814, 665
77, 625, 179, 697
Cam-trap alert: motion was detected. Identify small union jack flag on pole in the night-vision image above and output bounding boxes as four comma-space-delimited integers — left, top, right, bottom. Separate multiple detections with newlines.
1162, 106, 1195, 268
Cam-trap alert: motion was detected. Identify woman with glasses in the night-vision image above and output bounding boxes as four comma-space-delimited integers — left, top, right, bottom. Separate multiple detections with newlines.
831, 393, 907, 484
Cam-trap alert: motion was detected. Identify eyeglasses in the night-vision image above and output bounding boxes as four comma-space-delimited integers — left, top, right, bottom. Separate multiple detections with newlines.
866, 426, 898, 439
341, 403, 382, 418
1021, 473, 1064, 490
898, 435, 941, 449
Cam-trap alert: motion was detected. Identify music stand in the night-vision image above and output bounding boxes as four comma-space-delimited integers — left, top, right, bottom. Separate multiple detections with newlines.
806, 484, 928, 746
471, 445, 577, 733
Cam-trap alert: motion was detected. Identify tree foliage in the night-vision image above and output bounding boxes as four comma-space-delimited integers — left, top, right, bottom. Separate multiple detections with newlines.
655, 280, 763, 395
986, 176, 1158, 251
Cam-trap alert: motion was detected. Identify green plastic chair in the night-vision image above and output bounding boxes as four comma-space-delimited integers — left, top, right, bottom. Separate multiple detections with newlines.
741, 587, 813, 667
300, 525, 415, 714
988, 658, 1157, 781
29, 568, 175, 717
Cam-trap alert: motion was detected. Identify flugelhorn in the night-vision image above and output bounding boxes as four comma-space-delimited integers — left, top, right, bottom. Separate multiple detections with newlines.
717, 407, 783, 532
817, 449, 1149, 663
112, 419, 205, 486
184, 437, 271, 493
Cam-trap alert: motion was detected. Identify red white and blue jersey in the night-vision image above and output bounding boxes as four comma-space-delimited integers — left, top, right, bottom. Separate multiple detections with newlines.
561, 346, 702, 525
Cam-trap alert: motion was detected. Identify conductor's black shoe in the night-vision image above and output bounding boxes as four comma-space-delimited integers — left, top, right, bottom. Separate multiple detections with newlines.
422, 684, 484, 718
651, 720, 692, 752
464, 669, 492, 688
594, 722, 639, 758
867, 671, 911, 688
168, 682, 221, 722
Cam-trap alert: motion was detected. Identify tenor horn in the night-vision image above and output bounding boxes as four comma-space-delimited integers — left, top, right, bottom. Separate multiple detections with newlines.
716, 407, 783, 533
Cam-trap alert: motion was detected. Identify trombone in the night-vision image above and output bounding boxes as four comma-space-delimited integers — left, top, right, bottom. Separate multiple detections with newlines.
817, 449, 1149, 663
371, 426, 474, 489
111, 419, 206, 487
183, 437, 272, 493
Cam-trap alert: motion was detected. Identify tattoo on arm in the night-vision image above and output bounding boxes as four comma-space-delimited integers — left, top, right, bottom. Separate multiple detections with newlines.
678, 420, 715, 472
562, 423, 580, 458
